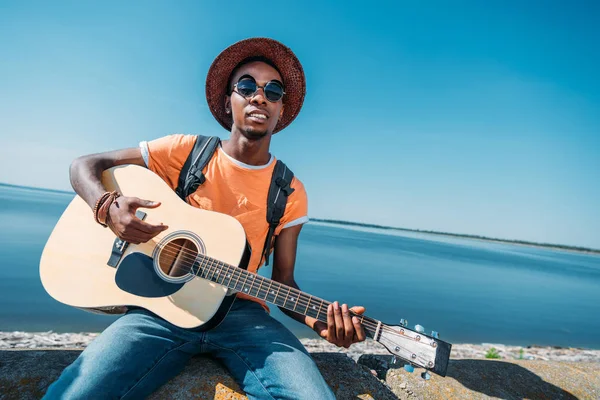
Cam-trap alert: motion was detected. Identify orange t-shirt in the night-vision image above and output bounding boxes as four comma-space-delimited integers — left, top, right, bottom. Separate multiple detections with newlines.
140, 134, 308, 308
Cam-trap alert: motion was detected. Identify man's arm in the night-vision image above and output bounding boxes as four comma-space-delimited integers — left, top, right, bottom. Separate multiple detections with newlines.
272, 224, 366, 348
70, 147, 168, 243
70, 147, 146, 208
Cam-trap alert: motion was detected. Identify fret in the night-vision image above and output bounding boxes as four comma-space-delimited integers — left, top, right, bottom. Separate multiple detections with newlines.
285, 288, 298, 311
282, 287, 291, 308
205, 258, 215, 280
240, 271, 250, 294
248, 275, 261, 298
256, 278, 264, 300
216, 263, 225, 283
265, 281, 276, 303
305, 295, 316, 318
293, 293, 300, 312
197, 258, 206, 278
211, 261, 221, 282
247, 274, 257, 297
316, 300, 325, 321
287, 289, 300, 311
232, 268, 241, 291
298, 294, 309, 315
214, 263, 225, 285
274, 284, 283, 307
207, 260, 216, 281
226, 269, 236, 288
198, 259, 208, 279
309, 296, 321, 319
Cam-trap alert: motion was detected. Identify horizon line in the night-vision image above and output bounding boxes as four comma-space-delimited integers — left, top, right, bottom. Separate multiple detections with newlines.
2, 181, 598, 254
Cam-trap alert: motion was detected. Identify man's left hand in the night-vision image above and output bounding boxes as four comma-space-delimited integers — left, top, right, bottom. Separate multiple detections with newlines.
313, 302, 366, 348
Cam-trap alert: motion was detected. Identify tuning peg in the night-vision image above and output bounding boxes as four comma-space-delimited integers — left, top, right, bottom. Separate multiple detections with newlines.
400, 319, 408, 327
404, 364, 414, 373
431, 331, 439, 339
421, 372, 431, 380
415, 324, 425, 333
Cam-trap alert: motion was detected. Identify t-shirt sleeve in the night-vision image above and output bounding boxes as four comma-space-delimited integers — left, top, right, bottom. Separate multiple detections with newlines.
139, 134, 197, 190
277, 177, 309, 233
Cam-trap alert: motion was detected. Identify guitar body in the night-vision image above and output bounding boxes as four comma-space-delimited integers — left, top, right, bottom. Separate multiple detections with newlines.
40, 165, 249, 329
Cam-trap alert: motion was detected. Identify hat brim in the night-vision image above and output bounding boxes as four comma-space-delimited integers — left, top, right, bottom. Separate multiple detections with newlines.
206, 38, 306, 134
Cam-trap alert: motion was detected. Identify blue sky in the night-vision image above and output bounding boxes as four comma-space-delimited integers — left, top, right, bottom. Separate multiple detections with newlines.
1, 1, 599, 248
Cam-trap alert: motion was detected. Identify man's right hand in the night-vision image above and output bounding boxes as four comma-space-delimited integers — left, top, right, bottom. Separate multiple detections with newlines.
107, 196, 169, 244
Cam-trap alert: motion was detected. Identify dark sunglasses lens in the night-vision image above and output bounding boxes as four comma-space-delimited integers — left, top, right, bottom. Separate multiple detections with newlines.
264, 82, 284, 101
237, 79, 257, 97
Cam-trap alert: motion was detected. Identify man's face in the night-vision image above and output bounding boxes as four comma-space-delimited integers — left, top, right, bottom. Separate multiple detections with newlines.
225, 61, 284, 140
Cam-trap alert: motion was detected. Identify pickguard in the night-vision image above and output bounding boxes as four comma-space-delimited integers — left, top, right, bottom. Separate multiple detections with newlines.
115, 252, 183, 297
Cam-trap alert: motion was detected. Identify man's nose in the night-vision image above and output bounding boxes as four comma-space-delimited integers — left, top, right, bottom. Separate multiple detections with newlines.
250, 87, 267, 105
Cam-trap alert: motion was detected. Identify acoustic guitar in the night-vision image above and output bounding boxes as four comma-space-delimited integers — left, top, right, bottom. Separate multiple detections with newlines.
40, 165, 452, 378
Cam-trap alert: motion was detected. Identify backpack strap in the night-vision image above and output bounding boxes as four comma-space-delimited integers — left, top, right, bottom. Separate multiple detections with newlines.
175, 135, 220, 201
261, 160, 295, 266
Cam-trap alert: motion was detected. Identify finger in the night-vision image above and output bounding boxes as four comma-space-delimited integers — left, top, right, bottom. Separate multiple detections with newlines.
121, 233, 145, 245
327, 304, 335, 342
120, 227, 152, 244
129, 218, 169, 234
341, 304, 354, 348
349, 306, 366, 315
129, 197, 162, 209
333, 302, 344, 343
313, 322, 327, 339
352, 315, 366, 342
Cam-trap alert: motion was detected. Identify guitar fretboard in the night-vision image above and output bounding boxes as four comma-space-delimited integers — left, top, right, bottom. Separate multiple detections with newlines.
191, 254, 381, 338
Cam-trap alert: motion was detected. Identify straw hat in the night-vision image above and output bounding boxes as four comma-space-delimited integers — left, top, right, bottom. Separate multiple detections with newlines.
205, 37, 306, 134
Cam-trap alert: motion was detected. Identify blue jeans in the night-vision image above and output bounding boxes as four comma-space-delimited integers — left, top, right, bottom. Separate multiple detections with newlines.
44, 299, 335, 399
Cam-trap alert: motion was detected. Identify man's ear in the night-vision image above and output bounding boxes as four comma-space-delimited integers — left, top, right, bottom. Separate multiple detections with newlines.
224, 96, 231, 114
279, 104, 285, 119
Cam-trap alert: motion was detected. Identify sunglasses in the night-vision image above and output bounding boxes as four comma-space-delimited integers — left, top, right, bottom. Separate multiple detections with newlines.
233, 76, 285, 102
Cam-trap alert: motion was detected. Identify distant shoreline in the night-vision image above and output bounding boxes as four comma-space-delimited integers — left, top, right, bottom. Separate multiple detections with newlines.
0, 182, 74, 196
310, 218, 600, 255
2, 182, 597, 254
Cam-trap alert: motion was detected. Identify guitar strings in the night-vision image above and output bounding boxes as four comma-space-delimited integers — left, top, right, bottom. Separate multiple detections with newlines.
147, 244, 427, 342
130, 241, 432, 343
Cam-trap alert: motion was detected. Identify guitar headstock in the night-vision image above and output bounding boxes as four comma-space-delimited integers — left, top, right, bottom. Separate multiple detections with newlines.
375, 320, 452, 377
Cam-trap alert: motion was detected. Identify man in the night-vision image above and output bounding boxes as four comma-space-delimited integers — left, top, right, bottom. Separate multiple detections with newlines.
44, 38, 366, 399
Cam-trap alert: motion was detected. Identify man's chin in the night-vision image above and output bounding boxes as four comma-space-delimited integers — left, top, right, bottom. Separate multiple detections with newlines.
242, 126, 270, 140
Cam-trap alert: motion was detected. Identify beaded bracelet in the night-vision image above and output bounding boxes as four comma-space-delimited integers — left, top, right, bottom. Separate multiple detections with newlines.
93, 192, 111, 225
93, 191, 120, 227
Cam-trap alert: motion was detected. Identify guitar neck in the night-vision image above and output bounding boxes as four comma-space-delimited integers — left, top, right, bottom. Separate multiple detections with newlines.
194, 254, 382, 339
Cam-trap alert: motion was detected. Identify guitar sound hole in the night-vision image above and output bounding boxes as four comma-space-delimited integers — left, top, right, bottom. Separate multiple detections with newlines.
157, 238, 199, 278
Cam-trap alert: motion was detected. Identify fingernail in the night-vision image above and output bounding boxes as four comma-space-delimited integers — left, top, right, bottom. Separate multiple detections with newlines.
352, 317, 358, 323
334, 302, 339, 310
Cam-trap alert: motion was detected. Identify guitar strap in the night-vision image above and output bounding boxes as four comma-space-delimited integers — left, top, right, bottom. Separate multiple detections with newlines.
175, 135, 221, 200
175, 135, 295, 266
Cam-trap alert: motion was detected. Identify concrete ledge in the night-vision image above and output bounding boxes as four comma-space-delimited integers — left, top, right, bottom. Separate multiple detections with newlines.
1, 349, 598, 399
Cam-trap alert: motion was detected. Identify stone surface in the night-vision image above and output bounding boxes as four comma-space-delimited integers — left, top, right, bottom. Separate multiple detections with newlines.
0, 350, 397, 399
361, 355, 600, 399
2, 349, 599, 399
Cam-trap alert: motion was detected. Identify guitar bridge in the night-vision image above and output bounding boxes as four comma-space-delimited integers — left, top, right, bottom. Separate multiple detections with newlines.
106, 210, 147, 267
